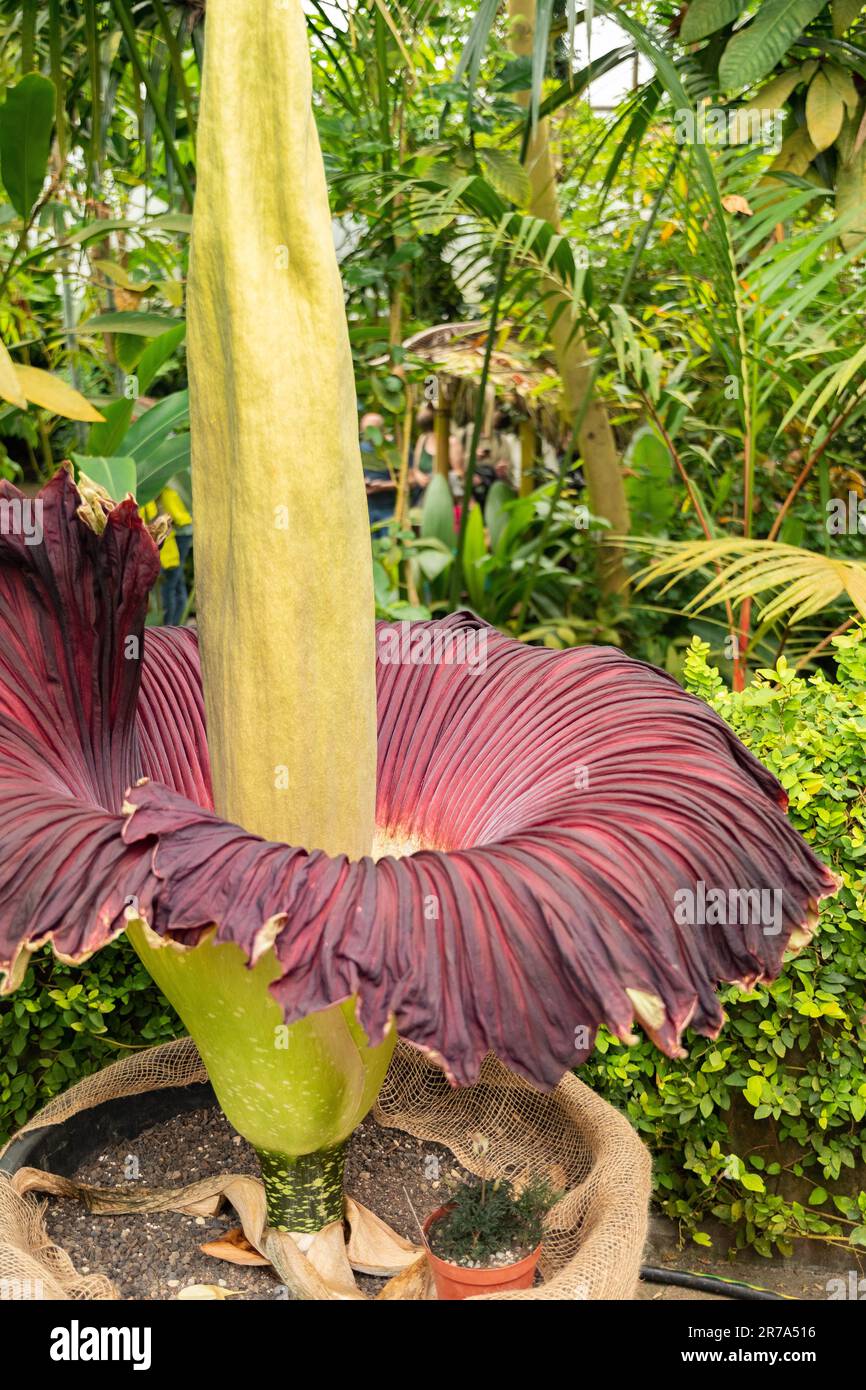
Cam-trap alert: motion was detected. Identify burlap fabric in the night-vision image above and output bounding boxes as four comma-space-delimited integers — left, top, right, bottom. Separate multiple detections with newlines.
0, 1038, 650, 1300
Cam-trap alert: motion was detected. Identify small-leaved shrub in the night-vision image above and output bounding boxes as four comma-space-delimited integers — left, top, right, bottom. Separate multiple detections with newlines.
585, 628, 866, 1257
0, 938, 182, 1145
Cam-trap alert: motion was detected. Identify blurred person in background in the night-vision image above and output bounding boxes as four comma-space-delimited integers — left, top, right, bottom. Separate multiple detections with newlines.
360, 410, 396, 529
140, 486, 193, 626
411, 406, 464, 495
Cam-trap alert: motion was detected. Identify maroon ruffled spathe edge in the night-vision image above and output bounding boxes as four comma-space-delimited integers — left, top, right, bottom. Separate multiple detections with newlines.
0, 471, 837, 1088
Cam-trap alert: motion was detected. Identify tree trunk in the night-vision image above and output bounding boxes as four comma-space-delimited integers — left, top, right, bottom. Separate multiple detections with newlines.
434, 382, 452, 478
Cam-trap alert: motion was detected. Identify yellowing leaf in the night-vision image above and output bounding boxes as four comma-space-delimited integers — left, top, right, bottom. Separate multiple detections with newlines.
728, 68, 803, 145
755, 68, 805, 109
806, 72, 845, 152
825, 64, 860, 114
113, 287, 144, 312
721, 194, 754, 215
92, 259, 157, 293
627, 536, 866, 627
741, 1172, 765, 1193
769, 127, 817, 177
159, 278, 184, 308
832, 0, 863, 36
13, 365, 105, 421
0, 339, 27, 410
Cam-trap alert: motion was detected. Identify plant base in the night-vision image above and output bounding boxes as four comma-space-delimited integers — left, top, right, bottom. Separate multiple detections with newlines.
256, 1141, 347, 1233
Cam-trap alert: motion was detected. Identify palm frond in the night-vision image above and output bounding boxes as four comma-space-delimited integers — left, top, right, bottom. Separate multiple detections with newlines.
626, 536, 866, 626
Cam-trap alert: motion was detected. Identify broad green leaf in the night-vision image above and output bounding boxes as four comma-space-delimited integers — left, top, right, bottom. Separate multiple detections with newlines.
78, 311, 181, 337
719, 0, 827, 92
744, 1075, 764, 1106
85, 398, 135, 461
0, 74, 55, 218
159, 279, 184, 308
414, 546, 452, 582
496, 56, 532, 91
681, 0, 750, 44
14, 365, 105, 421
72, 454, 137, 501
461, 501, 487, 610
625, 427, 675, 534
115, 334, 148, 374
63, 217, 138, 245
484, 480, 513, 550
137, 324, 187, 390
805, 71, 845, 151
420, 471, 455, 551
85, 323, 186, 457
123, 390, 189, 458
135, 432, 191, 506
0, 339, 26, 410
147, 212, 193, 234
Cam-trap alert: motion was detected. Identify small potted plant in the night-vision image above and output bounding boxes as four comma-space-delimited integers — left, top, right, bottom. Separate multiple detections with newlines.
423, 1147, 553, 1300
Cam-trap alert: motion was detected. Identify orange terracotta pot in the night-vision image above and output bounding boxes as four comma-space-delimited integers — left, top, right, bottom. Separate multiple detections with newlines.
423, 1206, 541, 1300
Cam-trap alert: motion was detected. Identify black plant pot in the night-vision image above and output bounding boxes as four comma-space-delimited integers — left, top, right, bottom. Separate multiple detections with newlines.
0, 1082, 215, 1178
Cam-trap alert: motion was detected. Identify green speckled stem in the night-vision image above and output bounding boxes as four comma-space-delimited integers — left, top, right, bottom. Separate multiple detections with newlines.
257, 1142, 347, 1232
126, 926, 395, 1163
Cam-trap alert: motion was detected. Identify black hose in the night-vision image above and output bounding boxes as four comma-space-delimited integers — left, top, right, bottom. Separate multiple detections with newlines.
640, 1264, 793, 1301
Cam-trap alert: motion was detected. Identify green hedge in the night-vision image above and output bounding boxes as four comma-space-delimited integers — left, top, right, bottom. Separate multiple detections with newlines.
585, 628, 866, 1257
0, 937, 181, 1146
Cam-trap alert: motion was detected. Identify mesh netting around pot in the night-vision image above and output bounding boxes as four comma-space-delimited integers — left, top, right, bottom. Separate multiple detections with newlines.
0, 1038, 651, 1301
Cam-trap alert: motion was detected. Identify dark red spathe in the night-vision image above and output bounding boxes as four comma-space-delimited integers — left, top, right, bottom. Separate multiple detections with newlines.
0, 472, 835, 1086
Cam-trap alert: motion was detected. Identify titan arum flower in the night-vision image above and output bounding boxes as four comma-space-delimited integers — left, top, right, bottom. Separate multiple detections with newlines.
0, 0, 835, 1247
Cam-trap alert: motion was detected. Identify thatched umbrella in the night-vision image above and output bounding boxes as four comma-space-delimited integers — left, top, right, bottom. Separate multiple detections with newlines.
403, 321, 564, 493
